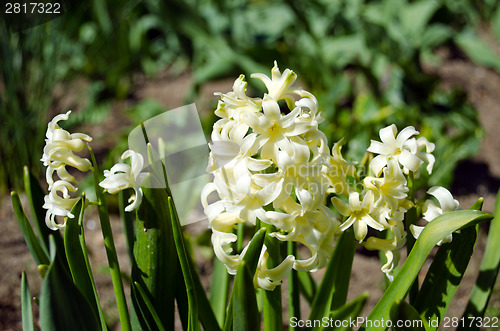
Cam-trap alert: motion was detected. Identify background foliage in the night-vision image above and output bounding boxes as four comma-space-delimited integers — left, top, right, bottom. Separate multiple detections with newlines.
3, 0, 500, 191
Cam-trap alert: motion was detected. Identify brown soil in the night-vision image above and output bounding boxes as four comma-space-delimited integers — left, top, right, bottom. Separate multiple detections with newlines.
2, 56, 500, 330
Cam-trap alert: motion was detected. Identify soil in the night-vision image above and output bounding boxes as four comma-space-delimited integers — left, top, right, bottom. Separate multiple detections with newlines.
2, 55, 500, 330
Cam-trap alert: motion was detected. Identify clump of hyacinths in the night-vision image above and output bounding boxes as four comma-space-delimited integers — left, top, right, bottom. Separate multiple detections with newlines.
12, 63, 499, 331
203, 63, 441, 284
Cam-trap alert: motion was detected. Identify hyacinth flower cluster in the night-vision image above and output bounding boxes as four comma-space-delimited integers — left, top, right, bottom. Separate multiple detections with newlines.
41, 111, 93, 230
40, 110, 148, 231
202, 63, 455, 287
39, 64, 460, 288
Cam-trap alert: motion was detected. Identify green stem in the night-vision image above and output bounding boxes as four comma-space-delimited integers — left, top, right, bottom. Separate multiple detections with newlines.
89, 146, 131, 331
405, 171, 418, 304
262, 224, 283, 331
287, 241, 300, 330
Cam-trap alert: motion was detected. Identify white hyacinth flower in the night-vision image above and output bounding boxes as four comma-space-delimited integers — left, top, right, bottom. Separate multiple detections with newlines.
332, 191, 385, 242
368, 124, 434, 176
204, 62, 337, 290
100, 150, 147, 212
43, 180, 80, 230
41, 111, 93, 230
41, 110, 93, 189
410, 186, 459, 245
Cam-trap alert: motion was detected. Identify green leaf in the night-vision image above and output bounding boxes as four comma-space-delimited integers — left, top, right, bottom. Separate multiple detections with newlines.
461, 188, 500, 323
210, 258, 230, 328
21, 272, 34, 331
309, 229, 356, 328
288, 242, 301, 330
320, 293, 369, 331
232, 261, 260, 331
167, 196, 200, 331
11, 191, 50, 266
133, 282, 167, 331
89, 146, 131, 331
188, 245, 221, 331
23, 167, 68, 270
390, 300, 428, 331
298, 270, 317, 305
64, 195, 107, 330
40, 236, 100, 331
455, 30, 500, 73
420, 24, 453, 49
175, 260, 189, 331
223, 228, 266, 331
262, 225, 282, 331
364, 210, 492, 329
401, 0, 440, 40
24, 166, 51, 254
132, 186, 176, 331
119, 190, 136, 264
413, 226, 477, 329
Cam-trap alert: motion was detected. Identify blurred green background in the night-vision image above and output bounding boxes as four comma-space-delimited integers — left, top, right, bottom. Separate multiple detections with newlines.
2, 0, 500, 193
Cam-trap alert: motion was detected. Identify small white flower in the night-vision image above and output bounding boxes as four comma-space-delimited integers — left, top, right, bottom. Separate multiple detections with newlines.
41, 111, 93, 230
41, 110, 93, 189
332, 191, 385, 242
99, 150, 147, 212
363, 158, 409, 211
410, 186, 459, 245
251, 61, 297, 102
43, 180, 80, 230
363, 221, 406, 281
368, 125, 433, 175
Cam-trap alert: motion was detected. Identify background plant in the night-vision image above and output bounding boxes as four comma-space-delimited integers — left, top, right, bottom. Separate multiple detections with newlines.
3, 0, 500, 193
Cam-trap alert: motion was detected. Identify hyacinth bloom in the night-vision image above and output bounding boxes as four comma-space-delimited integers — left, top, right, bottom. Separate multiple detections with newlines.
43, 180, 80, 230
367, 124, 434, 176
41, 111, 93, 230
203, 62, 338, 290
332, 191, 385, 242
100, 150, 147, 212
410, 186, 459, 245
204, 63, 443, 285
41, 110, 93, 189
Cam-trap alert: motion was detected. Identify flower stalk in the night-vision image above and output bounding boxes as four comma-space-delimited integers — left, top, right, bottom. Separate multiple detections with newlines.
89, 146, 131, 331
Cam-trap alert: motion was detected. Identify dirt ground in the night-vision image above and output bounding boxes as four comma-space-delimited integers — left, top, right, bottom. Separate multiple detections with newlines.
1, 56, 500, 330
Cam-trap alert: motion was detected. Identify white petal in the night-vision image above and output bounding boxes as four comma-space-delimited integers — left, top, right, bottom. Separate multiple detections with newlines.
398, 149, 423, 172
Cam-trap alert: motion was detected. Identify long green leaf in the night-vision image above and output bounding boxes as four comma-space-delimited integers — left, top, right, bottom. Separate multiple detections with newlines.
23, 167, 68, 271
132, 186, 176, 331
21, 272, 34, 331
176, 259, 189, 331
309, 229, 356, 327
390, 300, 428, 331
64, 195, 107, 330
297, 270, 317, 304
119, 190, 136, 264
288, 242, 300, 331
363, 210, 492, 329
319, 293, 369, 331
89, 147, 131, 331
133, 282, 167, 331
262, 225, 282, 331
11, 191, 50, 266
168, 196, 200, 331
187, 250, 221, 331
461, 188, 500, 323
414, 227, 478, 328
210, 258, 230, 328
40, 236, 100, 331
233, 261, 260, 331
223, 228, 266, 331
23, 166, 51, 254
455, 30, 500, 72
